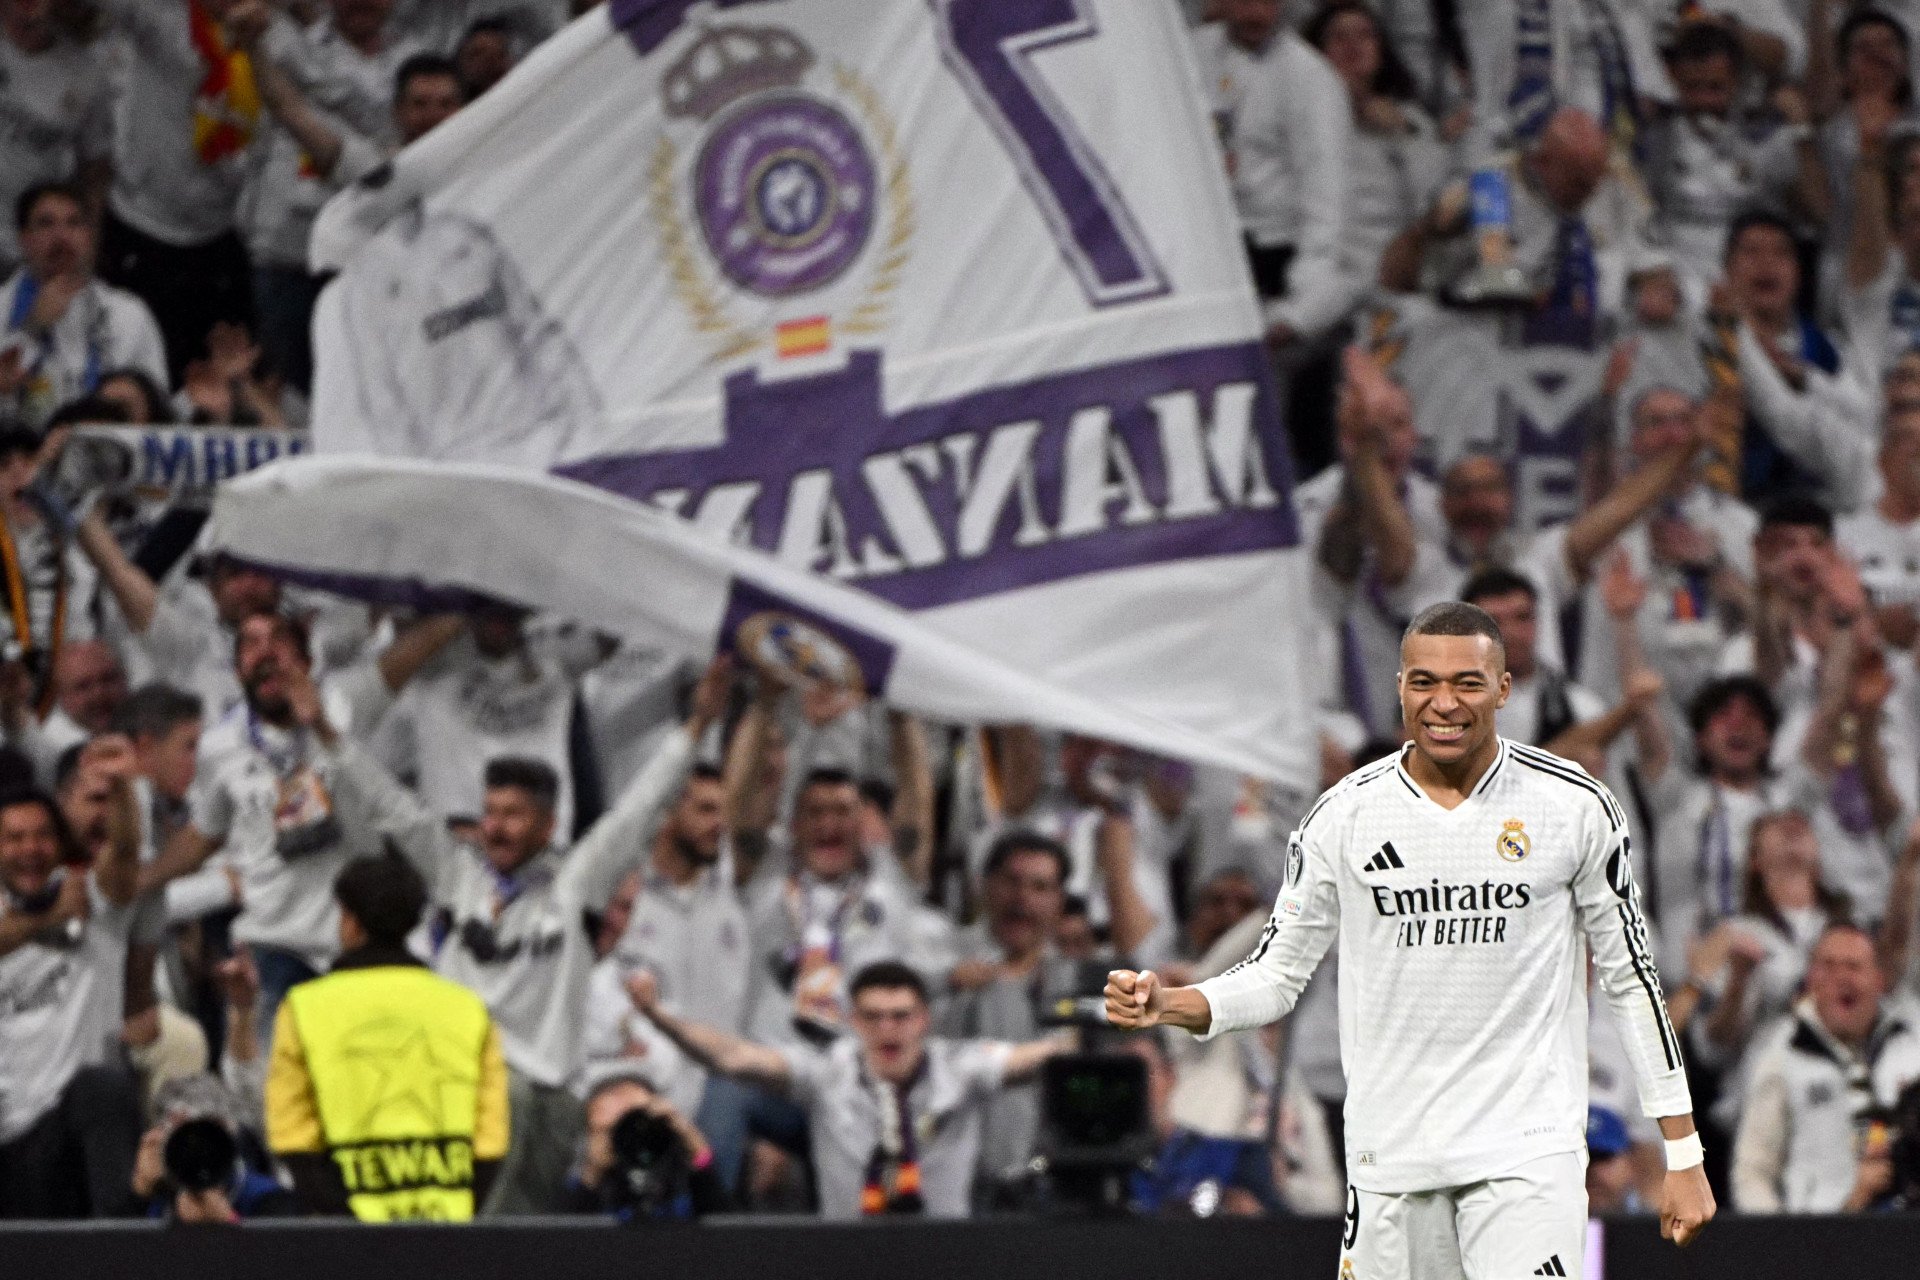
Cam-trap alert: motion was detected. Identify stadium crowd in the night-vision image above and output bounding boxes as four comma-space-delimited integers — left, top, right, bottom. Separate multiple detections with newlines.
2, 0, 1920, 1228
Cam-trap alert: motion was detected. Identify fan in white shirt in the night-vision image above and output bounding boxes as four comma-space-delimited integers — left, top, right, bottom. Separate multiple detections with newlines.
1839, 403, 1920, 651
0, 185, 167, 431
1108, 601, 1715, 1278
0, 1, 112, 274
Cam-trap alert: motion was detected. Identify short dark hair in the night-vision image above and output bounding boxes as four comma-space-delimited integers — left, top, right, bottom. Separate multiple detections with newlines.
96, 367, 172, 423
1458, 567, 1538, 608
983, 830, 1070, 885
14, 180, 84, 233
1302, 1, 1420, 101
1756, 493, 1834, 538
394, 53, 467, 106
112, 684, 203, 742
857, 777, 895, 813
797, 766, 858, 798
484, 757, 559, 812
848, 960, 929, 1006
0, 787, 85, 863
46, 395, 132, 430
1403, 601, 1507, 667
1724, 208, 1799, 264
1686, 675, 1780, 739
334, 854, 428, 948
688, 762, 724, 786
1665, 18, 1744, 68
0, 426, 41, 462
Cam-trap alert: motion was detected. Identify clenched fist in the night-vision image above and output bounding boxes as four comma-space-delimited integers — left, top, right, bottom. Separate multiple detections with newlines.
1104, 969, 1165, 1029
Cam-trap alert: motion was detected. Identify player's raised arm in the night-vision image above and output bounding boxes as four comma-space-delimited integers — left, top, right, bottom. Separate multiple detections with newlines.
1570, 784, 1716, 1247
1108, 823, 1339, 1040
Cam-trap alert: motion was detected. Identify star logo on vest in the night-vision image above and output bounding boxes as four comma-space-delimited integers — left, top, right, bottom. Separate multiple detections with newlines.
340, 1018, 470, 1135
1497, 817, 1531, 863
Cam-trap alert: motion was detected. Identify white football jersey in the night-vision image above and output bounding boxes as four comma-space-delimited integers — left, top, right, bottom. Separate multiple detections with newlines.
1194, 739, 1690, 1195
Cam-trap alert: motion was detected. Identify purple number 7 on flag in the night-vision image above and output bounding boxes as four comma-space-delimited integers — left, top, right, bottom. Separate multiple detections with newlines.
934, 0, 1171, 308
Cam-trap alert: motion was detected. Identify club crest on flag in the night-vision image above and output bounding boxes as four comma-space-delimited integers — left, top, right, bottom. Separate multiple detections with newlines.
1497, 818, 1531, 863
653, 23, 914, 362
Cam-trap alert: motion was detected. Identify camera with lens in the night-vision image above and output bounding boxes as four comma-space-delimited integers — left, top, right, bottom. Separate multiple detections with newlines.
1032, 1051, 1157, 1216
606, 1107, 691, 1219
164, 1118, 241, 1194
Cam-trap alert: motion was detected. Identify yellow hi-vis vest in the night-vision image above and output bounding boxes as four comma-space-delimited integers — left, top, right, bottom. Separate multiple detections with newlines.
284, 965, 493, 1222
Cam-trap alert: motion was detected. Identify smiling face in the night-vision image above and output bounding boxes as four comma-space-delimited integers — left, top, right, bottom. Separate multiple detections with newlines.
0, 798, 63, 900
1398, 631, 1510, 769
1808, 928, 1883, 1045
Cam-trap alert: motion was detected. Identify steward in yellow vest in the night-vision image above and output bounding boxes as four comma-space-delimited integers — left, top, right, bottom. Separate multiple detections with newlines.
266, 855, 509, 1220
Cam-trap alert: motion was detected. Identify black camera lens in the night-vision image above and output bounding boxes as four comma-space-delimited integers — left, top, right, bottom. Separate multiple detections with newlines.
610, 1109, 677, 1172
164, 1118, 238, 1194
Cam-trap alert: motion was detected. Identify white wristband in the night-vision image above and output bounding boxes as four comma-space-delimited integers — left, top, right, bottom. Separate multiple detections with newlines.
1664, 1132, 1705, 1171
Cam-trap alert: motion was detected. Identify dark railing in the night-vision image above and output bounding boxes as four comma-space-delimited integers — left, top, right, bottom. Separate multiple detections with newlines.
3, 1213, 1916, 1280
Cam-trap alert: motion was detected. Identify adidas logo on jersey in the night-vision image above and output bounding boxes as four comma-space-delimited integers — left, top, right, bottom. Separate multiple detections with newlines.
1533, 1256, 1568, 1277
1362, 843, 1405, 872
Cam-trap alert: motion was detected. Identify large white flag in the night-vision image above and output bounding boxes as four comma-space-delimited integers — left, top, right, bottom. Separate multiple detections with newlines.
302, 0, 1314, 782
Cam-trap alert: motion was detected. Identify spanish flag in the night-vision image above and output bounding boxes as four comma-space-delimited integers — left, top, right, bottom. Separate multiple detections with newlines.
776, 316, 831, 359
189, 0, 260, 166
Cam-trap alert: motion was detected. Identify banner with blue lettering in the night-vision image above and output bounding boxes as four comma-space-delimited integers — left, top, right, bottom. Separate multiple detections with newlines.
53, 426, 309, 508
293, 0, 1311, 781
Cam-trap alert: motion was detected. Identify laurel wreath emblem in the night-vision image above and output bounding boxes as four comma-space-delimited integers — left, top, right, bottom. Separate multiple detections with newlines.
648, 63, 915, 363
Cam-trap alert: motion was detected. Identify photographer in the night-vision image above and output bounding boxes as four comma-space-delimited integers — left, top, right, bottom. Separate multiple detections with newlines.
561, 1070, 730, 1221
1732, 925, 1920, 1211
130, 1074, 296, 1222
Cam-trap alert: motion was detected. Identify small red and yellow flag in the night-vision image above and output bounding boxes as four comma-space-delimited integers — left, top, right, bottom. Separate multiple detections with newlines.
776, 316, 831, 359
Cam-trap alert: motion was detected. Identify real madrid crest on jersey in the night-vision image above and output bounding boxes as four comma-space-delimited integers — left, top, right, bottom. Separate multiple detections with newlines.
653, 22, 914, 363
1497, 817, 1531, 863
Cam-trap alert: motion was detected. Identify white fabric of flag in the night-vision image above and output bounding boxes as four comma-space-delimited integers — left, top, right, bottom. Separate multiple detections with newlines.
289, 0, 1315, 782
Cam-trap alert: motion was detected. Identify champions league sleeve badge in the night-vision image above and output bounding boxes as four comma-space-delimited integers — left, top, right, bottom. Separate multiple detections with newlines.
652, 22, 913, 363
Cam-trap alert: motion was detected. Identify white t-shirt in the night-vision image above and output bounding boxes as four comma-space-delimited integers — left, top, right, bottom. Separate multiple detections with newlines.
0, 31, 113, 270
1292, 464, 1449, 737
1840, 257, 1920, 394
0, 872, 133, 1142
1189, 24, 1358, 337
240, 19, 424, 268
97, 0, 253, 245
373, 626, 600, 833
1195, 741, 1691, 1194
782, 1035, 1011, 1220
1840, 505, 1920, 613
187, 669, 394, 967
1495, 668, 1607, 748
0, 271, 169, 429
1641, 769, 1782, 979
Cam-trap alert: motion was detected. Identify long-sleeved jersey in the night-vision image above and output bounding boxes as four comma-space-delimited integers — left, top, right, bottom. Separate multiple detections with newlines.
1194, 740, 1690, 1194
